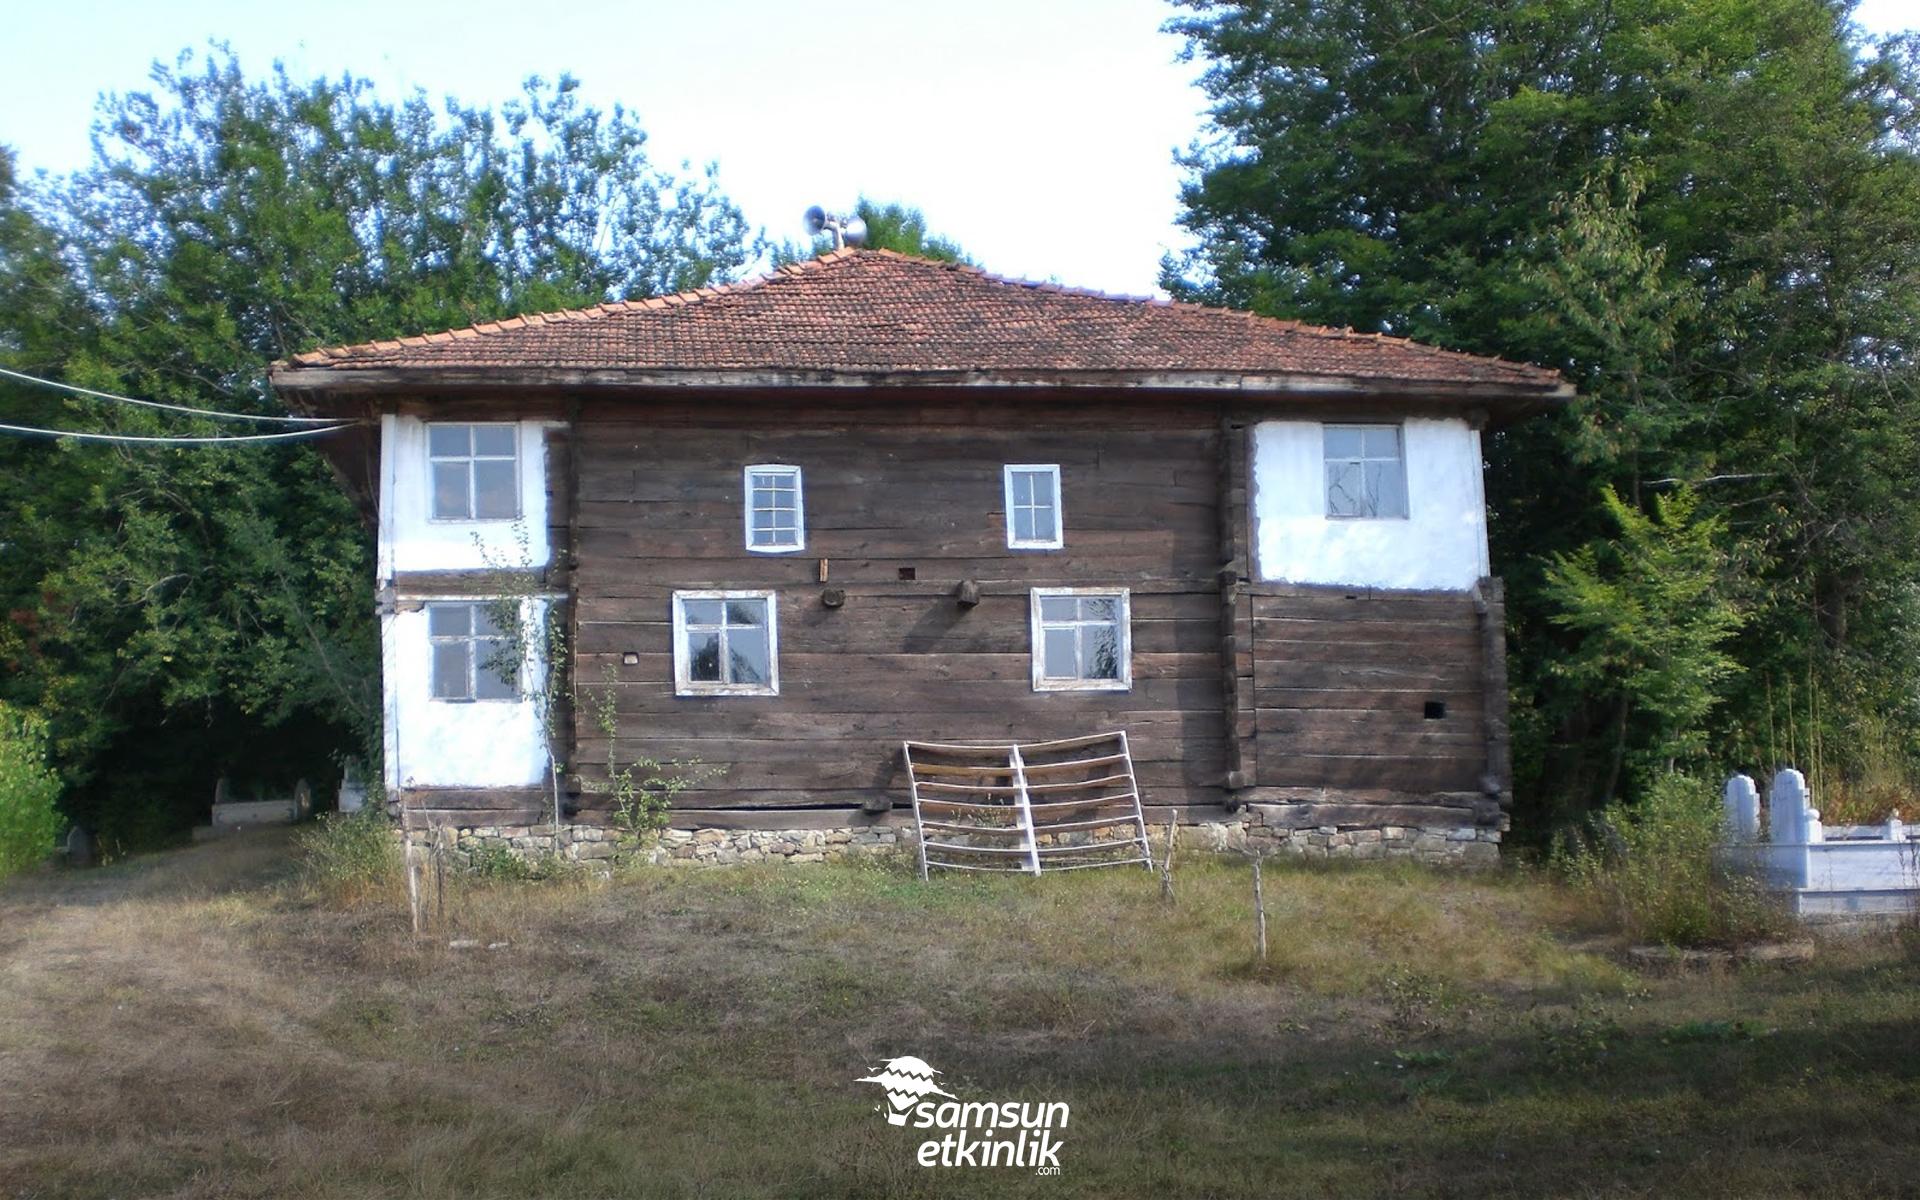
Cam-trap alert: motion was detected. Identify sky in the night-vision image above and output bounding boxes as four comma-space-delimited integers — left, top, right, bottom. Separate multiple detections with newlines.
1, 0, 1913, 299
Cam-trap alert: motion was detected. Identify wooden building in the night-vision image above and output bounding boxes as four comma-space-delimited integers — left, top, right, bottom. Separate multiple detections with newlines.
271, 250, 1569, 864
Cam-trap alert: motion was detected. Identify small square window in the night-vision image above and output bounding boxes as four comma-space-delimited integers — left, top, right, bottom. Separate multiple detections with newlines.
744, 465, 805, 553
1030, 588, 1130, 692
673, 591, 779, 696
426, 601, 521, 702
1003, 465, 1064, 549
427, 423, 520, 521
1324, 424, 1408, 519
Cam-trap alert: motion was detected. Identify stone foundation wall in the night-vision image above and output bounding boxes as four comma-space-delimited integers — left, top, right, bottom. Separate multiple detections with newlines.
1185, 804, 1503, 867
407, 807, 1502, 869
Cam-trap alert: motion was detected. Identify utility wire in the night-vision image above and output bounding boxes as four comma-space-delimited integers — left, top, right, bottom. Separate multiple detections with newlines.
0, 421, 357, 445
0, 365, 341, 424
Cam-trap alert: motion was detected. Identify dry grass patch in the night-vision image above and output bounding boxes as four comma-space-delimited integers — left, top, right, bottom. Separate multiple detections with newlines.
1, 833, 1916, 1198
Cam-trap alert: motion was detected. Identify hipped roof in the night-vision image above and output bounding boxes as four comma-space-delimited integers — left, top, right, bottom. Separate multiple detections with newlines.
269, 250, 1570, 405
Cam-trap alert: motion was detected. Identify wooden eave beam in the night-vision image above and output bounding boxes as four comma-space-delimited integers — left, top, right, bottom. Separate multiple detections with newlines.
267, 365, 1575, 409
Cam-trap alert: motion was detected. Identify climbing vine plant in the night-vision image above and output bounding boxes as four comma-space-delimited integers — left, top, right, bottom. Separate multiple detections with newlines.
478, 524, 714, 856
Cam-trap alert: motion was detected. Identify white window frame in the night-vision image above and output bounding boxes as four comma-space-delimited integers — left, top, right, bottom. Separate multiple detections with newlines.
1003, 464, 1065, 550
427, 421, 521, 522
1029, 587, 1131, 693
425, 600, 522, 703
671, 590, 780, 697
743, 464, 806, 554
1322, 422, 1409, 520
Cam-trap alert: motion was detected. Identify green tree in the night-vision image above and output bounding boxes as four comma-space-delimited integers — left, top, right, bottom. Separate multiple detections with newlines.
848, 199, 971, 263
1541, 486, 1745, 801
0, 49, 757, 845
1165, 0, 1920, 833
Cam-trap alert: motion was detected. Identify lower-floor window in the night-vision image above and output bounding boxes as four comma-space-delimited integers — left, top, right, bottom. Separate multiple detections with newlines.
1030, 588, 1131, 691
673, 590, 779, 696
428, 601, 519, 701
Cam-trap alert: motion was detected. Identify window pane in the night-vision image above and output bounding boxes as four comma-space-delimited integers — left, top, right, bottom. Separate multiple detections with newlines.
724, 598, 767, 627
682, 599, 723, 626
428, 424, 469, 457
1084, 626, 1121, 679
1326, 461, 1366, 517
474, 638, 518, 698
1039, 596, 1078, 622
768, 509, 796, 530
726, 626, 770, 686
687, 630, 722, 681
471, 425, 516, 457
1366, 460, 1408, 518
472, 460, 517, 519
1323, 426, 1364, 459
431, 642, 470, 699
427, 603, 470, 638
1013, 506, 1039, 543
1011, 470, 1034, 506
1362, 426, 1400, 459
432, 462, 470, 520
1042, 627, 1078, 678
1080, 596, 1118, 621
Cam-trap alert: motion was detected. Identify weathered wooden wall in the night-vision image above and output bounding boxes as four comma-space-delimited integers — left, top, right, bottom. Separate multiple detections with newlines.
566, 394, 1230, 818
1245, 585, 1501, 801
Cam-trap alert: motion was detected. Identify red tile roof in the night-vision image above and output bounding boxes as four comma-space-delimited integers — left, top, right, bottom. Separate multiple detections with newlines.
273, 250, 1566, 395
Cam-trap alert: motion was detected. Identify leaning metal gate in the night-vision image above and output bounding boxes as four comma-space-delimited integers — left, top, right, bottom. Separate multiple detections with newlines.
901, 731, 1154, 878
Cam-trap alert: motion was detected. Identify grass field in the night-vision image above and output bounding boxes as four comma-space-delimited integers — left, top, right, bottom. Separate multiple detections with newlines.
1, 830, 1917, 1198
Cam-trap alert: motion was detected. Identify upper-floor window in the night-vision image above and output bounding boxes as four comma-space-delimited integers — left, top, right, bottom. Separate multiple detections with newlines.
673, 591, 779, 696
1004, 464, 1064, 549
427, 601, 519, 701
429, 423, 519, 521
1030, 588, 1130, 692
744, 465, 805, 553
1324, 424, 1408, 519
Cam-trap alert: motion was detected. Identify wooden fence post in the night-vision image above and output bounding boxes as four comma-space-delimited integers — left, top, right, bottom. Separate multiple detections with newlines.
404, 836, 422, 936
1159, 820, 1178, 905
1251, 856, 1268, 965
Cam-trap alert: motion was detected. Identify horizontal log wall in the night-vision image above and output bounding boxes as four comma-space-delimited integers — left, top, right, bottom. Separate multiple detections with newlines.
569, 395, 1227, 814
1249, 587, 1497, 798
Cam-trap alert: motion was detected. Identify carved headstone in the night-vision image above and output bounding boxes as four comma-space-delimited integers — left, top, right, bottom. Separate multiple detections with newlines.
1723, 774, 1761, 842
1768, 769, 1822, 844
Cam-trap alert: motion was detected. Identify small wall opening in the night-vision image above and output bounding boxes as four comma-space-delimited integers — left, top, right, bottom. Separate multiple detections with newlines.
1424, 700, 1447, 720
897, 566, 917, 581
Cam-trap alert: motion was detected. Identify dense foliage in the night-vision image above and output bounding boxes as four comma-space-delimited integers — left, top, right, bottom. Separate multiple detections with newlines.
0, 704, 64, 877
1165, 0, 1920, 835
1555, 773, 1788, 947
0, 50, 755, 847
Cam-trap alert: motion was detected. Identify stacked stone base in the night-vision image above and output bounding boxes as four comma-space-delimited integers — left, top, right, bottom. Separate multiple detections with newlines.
653, 825, 909, 865
406, 807, 1502, 870
1187, 805, 1503, 867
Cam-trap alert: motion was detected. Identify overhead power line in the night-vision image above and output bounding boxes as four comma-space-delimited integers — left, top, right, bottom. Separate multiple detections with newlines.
0, 365, 341, 424
0, 421, 357, 445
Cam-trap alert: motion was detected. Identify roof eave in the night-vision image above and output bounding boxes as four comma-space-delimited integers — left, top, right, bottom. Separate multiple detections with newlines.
269, 364, 1572, 405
